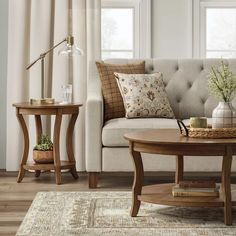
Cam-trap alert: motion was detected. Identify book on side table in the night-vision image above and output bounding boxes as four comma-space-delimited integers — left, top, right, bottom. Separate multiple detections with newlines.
172, 180, 220, 197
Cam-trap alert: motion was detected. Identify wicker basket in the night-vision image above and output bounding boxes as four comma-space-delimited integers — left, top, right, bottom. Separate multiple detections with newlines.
177, 119, 236, 139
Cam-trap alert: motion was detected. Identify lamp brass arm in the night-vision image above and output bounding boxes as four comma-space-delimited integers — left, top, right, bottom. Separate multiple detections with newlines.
26, 57, 41, 70
42, 38, 67, 57
26, 38, 68, 70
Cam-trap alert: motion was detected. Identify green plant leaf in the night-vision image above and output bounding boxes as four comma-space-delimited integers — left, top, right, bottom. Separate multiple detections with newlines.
33, 135, 53, 151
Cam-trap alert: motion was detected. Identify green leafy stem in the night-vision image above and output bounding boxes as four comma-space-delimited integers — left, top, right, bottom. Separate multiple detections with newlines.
208, 60, 236, 102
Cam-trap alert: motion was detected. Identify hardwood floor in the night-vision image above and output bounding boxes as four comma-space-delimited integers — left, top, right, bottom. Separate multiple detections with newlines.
0, 170, 234, 235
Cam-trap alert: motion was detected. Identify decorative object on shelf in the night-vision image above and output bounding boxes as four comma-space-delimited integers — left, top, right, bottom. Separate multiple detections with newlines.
189, 117, 207, 128
177, 119, 236, 138
173, 180, 219, 197
172, 184, 220, 197
33, 135, 54, 164
208, 61, 236, 128
26, 35, 83, 105
61, 84, 73, 104
178, 180, 216, 189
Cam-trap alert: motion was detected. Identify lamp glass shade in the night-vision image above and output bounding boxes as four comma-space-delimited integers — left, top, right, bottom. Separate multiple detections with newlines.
58, 43, 84, 57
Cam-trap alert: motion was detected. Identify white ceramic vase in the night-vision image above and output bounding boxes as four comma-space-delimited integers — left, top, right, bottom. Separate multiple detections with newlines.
212, 102, 236, 128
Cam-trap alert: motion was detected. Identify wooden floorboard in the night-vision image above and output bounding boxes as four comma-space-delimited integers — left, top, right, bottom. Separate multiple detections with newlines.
0, 226, 20, 236
0, 170, 235, 235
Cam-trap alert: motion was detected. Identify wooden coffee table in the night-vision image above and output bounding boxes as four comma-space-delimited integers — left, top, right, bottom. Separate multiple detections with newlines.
124, 129, 236, 225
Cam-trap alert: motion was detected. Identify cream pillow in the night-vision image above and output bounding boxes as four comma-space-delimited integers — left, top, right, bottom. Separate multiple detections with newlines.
115, 72, 174, 118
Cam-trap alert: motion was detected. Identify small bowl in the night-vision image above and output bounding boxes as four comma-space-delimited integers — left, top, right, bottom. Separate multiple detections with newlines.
190, 117, 207, 128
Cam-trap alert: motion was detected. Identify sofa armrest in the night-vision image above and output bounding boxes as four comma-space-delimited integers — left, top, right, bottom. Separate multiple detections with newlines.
85, 78, 103, 172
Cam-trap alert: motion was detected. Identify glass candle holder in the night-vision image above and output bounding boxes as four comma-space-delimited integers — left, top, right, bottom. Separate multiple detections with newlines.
61, 84, 72, 104
189, 117, 207, 128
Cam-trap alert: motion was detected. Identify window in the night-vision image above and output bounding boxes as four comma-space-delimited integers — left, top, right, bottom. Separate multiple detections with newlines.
101, 0, 151, 60
206, 8, 236, 58
196, 1, 236, 58
102, 8, 134, 59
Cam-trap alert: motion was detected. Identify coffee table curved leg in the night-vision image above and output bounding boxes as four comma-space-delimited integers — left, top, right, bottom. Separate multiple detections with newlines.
221, 145, 233, 225
16, 111, 29, 183
66, 113, 79, 179
34, 115, 42, 178
130, 142, 144, 217
53, 111, 62, 185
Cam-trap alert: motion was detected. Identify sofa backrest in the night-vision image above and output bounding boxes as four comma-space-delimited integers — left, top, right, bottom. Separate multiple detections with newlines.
104, 58, 236, 119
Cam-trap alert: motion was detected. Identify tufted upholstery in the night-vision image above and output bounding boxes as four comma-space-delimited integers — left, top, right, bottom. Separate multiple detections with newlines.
86, 58, 236, 174
104, 59, 236, 119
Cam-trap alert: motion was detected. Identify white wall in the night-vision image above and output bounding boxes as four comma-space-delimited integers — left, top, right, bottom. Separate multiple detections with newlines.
152, 0, 192, 58
0, 0, 8, 169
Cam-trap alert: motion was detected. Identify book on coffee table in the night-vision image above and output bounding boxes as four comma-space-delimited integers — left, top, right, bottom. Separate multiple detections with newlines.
178, 180, 216, 189
172, 184, 220, 197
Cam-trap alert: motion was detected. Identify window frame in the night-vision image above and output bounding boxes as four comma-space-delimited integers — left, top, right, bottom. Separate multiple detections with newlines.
101, 0, 151, 59
194, 0, 236, 58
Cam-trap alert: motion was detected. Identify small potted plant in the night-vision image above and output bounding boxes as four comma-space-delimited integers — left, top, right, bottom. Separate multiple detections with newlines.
208, 60, 236, 128
33, 135, 54, 163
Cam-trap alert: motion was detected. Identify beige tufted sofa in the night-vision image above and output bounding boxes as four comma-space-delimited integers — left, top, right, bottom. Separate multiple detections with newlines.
86, 58, 236, 187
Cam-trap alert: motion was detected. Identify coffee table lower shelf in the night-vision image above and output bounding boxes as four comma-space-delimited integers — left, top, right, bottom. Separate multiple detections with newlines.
139, 183, 236, 208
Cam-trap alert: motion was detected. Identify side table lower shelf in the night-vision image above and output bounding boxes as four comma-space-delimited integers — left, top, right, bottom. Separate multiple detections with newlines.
139, 183, 236, 208
23, 161, 76, 171
17, 161, 78, 184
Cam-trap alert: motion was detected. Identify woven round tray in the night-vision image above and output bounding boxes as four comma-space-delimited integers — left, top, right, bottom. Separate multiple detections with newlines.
177, 119, 236, 138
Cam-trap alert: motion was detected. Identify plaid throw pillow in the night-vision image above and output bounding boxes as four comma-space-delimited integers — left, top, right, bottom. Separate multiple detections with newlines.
96, 61, 145, 121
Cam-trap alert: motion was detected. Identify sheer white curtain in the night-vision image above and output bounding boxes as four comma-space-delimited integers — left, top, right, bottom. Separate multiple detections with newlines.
6, 0, 101, 171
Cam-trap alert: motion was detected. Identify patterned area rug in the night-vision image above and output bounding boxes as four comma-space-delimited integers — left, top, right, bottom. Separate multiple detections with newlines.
17, 191, 236, 236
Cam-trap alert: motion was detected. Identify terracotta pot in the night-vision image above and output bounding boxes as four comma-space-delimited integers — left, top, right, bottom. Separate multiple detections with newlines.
33, 150, 54, 164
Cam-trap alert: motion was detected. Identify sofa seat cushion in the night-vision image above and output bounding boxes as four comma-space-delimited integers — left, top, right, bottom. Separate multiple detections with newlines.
102, 118, 188, 147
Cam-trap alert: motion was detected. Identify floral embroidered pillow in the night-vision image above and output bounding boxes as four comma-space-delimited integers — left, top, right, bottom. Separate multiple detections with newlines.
115, 73, 175, 118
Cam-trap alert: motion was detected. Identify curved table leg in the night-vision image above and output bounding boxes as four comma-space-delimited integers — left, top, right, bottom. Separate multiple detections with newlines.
130, 142, 144, 217
53, 110, 62, 185
34, 115, 42, 178
66, 113, 79, 179
16, 110, 29, 183
175, 155, 184, 184
221, 145, 232, 225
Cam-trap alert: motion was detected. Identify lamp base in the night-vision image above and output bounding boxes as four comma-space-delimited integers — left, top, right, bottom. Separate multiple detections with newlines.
30, 98, 55, 105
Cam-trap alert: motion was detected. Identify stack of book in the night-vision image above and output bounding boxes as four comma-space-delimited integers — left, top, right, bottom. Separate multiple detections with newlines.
172, 180, 219, 197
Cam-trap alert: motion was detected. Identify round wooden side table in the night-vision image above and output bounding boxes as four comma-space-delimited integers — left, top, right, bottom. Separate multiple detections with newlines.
124, 129, 236, 225
13, 102, 82, 185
